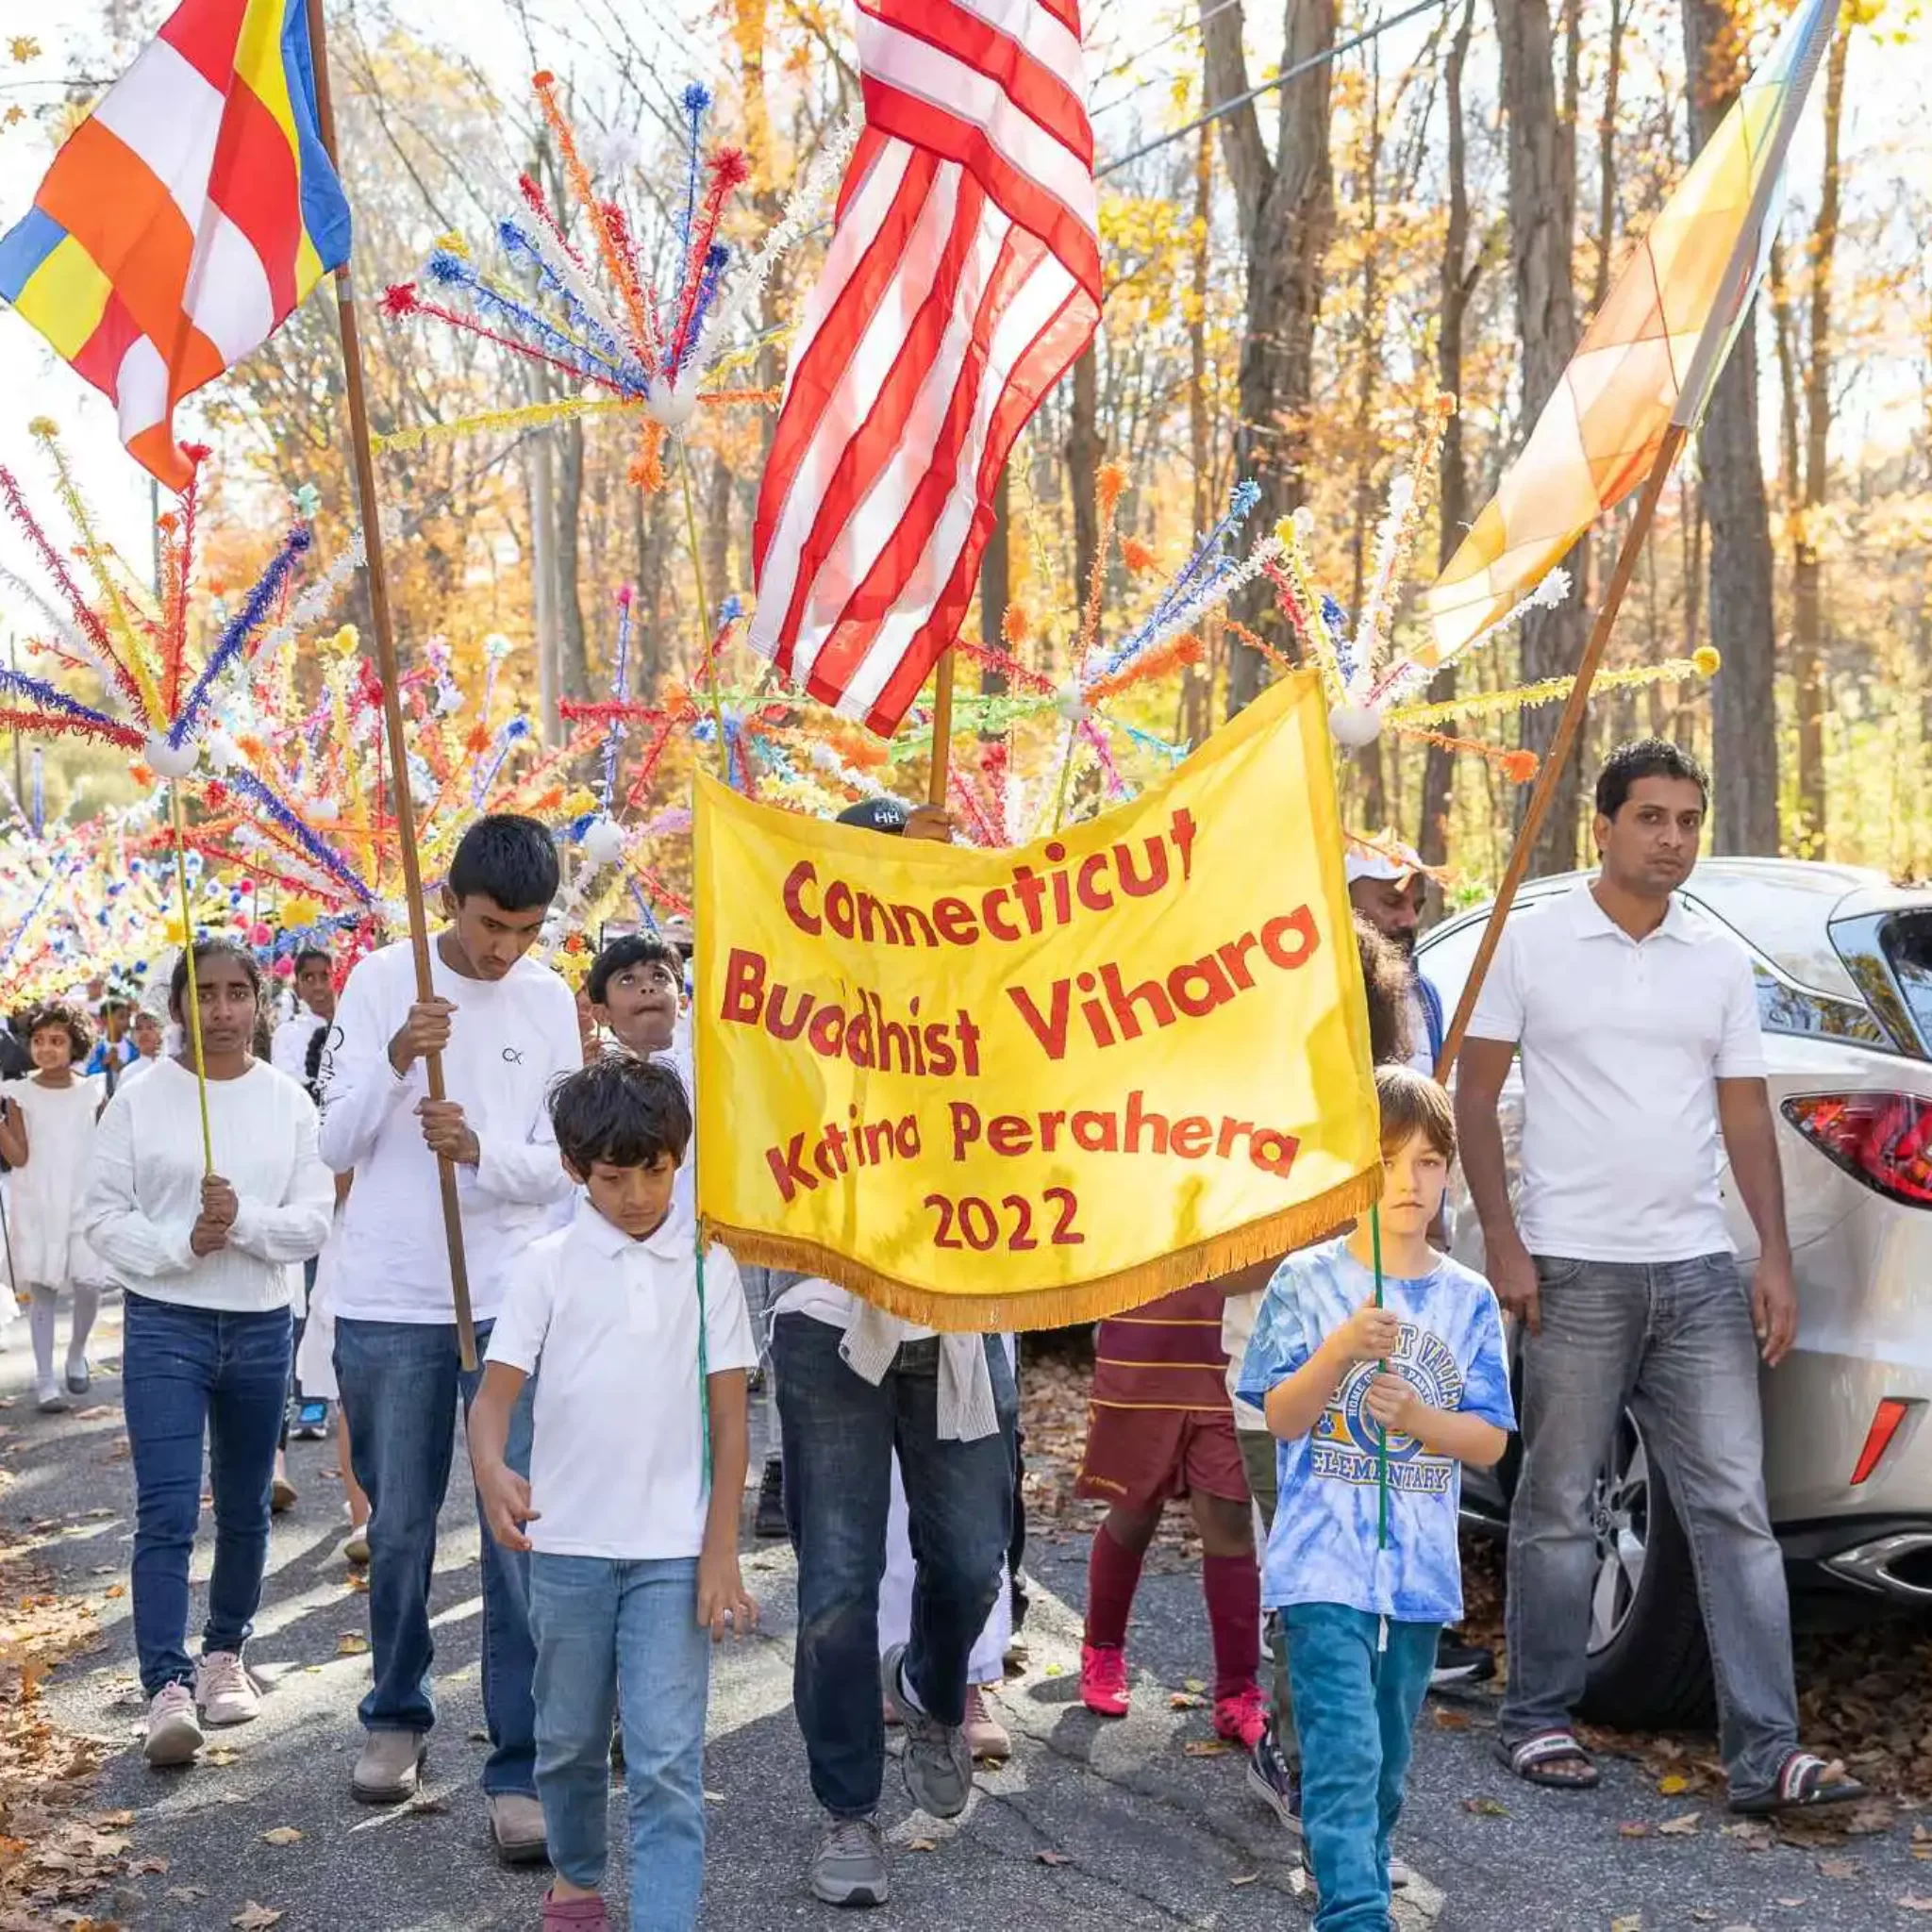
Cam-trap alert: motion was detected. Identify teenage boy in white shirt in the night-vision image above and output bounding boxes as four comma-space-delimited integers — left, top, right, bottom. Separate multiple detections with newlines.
318, 814, 580, 1859
471, 1055, 758, 1932
1457, 739, 1861, 1816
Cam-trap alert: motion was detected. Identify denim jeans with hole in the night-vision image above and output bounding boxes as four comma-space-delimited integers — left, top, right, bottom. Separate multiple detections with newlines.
122, 1291, 292, 1697
1286, 1604, 1438, 1932
1500, 1253, 1798, 1794
333, 1317, 537, 1796
529, 1554, 710, 1926
771, 1315, 1015, 1818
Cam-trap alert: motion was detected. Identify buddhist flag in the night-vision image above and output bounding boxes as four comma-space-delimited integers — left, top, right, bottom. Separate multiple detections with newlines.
1422, 0, 1838, 667
0, 0, 351, 492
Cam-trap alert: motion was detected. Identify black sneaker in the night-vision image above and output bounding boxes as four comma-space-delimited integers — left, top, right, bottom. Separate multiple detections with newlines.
754, 1457, 787, 1541
1430, 1635, 1495, 1689
1247, 1720, 1301, 1837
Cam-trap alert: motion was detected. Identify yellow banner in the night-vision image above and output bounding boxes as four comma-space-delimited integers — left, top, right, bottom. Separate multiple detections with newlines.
692, 671, 1381, 1330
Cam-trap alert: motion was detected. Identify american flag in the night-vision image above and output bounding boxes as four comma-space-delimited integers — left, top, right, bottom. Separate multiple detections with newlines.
747, 0, 1102, 736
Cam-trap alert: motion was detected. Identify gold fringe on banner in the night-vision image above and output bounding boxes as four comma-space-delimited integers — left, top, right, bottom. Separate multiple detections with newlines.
703, 1165, 1381, 1335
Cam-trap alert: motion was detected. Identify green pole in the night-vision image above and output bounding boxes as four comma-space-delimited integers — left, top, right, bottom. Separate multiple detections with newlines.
1372, 1203, 1389, 1551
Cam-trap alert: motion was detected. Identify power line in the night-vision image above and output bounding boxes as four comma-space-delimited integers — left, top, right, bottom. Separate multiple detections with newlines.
1096, 0, 1453, 180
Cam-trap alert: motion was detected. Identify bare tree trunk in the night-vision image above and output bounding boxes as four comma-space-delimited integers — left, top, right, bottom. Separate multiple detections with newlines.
527, 428, 559, 743
1349, 44, 1387, 825
1421, 0, 1479, 873
554, 416, 591, 702
1067, 343, 1101, 659
1494, 0, 1587, 875
1203, 0, 1338, 719
1183, 101, 1217, 736
1580, 0, 1627, 616
979, 465, 1010, 706
703, 448, 734, 643
1683, 0, 1780, 855
1791, 23, 1848, 849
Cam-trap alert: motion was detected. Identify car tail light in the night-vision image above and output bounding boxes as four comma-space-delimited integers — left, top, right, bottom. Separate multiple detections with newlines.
1851, 1399, 1913, 1486
1783, 1092, 1932, 1205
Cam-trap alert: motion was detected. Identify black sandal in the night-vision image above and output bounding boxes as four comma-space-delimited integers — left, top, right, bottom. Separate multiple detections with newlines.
1497, 1730, 1600, 1790
1729, 1750, 1867, 1816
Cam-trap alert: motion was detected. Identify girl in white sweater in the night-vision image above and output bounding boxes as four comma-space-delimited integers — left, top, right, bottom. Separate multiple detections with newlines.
83, 940, 333, 1768
0, 1002, 109, 1412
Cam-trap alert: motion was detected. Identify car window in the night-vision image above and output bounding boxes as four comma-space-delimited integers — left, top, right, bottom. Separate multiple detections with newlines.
1879, 911, 1932, 1058
1680, 872, 1863, 1000
1750, 963, 1889, 1047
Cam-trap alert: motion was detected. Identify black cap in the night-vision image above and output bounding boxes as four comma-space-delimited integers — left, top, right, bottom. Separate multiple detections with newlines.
835, 797, 910, 835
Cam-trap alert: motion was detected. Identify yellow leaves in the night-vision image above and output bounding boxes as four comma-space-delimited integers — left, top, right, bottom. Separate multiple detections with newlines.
7, 38, 41, 64
336, 1632, 370, 1656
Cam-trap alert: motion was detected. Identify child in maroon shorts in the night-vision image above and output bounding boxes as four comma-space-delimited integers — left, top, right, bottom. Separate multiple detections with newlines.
1075, 1278, 1265, 1746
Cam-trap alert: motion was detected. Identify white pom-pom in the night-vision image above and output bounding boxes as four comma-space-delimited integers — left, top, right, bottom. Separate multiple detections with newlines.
580, 816, 626, 867
1327, 702, 1383, 749
644, 376, 700, 430
1056, 681, 1092, 725
142, 733, 198, 779
205, 728, 238, 774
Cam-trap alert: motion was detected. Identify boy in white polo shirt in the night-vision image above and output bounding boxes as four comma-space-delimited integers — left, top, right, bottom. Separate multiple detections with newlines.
471, 1057, 758, 1932
1457, 738, 1860, 1815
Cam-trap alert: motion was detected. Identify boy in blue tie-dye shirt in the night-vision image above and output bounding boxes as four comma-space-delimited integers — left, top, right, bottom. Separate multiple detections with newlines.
1238, 1068, 1514, 1932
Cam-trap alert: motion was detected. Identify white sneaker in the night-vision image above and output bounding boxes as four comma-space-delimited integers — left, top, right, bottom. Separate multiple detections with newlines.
34, 1381, 67, 1415
143, 1682, 204, 1766
196, 1651, 260, 1726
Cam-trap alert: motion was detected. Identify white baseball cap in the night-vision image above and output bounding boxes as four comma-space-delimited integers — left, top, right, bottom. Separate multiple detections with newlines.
1344, 842, 1424, 887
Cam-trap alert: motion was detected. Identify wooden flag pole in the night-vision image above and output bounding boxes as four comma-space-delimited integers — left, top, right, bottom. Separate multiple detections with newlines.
927, 651, 956, 808
306, 0, 477, 1371
1434, 420, 1690, 1083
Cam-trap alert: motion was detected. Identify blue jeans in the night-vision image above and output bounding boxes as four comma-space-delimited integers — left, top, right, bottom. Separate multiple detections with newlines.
1285, 1604, 1438, 1932
121, 1291, 292, 1697
529, 1554, 710, 1925
771, 1315, 1016, 1818
1500, 1254, 1797, 1794
333, 1317, 537, 1797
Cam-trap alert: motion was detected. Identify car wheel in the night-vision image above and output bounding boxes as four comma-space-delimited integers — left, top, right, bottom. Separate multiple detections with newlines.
1574, 1410, 1716, 1730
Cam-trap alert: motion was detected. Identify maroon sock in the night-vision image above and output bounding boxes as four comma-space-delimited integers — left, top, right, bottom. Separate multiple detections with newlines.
1083, 1521, 1146, 1650
1202, 1551, 1261, 1701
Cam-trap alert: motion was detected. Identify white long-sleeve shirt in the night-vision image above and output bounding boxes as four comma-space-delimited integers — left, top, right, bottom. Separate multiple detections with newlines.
318, 938, 580, 1324
272, 1007, 327, 1087
82, 1058, 334, 1313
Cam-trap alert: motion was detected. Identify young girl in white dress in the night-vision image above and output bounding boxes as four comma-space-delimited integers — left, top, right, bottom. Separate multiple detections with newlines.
0, 1003, 108, 1412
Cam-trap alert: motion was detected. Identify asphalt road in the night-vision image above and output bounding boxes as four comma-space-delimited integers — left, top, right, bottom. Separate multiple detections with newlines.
15, 1297, 1932, 1931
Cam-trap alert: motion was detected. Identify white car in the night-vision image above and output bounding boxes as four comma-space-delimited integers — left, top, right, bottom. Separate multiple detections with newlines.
1423, 858, 1932, 1728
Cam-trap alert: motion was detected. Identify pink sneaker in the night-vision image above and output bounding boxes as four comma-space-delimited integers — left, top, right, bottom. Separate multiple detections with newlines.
1080, 1641, 1130, 1718
541, 1890, 609, 1929
1214, 1684, 1269, 1751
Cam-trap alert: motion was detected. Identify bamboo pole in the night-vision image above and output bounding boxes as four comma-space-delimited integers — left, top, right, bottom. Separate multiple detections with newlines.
1435, 421, 1690, 1082
306, 0, 477, 1370
926, 651, 956, 808
168, 783, 214, 1174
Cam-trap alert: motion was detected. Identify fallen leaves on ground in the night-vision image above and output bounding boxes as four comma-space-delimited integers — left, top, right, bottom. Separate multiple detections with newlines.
1657, 1811, 1702, 1836
0, 1534, 114, 1926
1182, 1739, 1230, 1757
335, 1633, 369, 1657
1463, 1796, 1507, 1817
1897, 1896, 1932, 1911
230, 1905, 284, 1930
258, 1827, 301, 1847
1036, 1849, 1072, 1866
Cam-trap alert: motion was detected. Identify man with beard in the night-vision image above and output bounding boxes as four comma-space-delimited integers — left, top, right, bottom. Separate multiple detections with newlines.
1345, 844, 1442, 1079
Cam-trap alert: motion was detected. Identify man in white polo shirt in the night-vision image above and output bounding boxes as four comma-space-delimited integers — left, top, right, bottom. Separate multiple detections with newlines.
1457, 739, 1860, 1816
